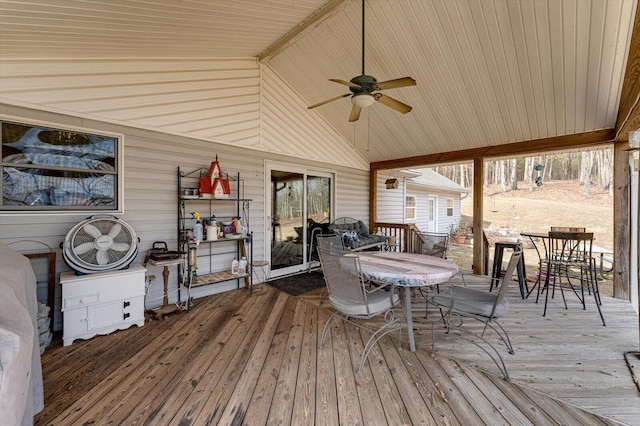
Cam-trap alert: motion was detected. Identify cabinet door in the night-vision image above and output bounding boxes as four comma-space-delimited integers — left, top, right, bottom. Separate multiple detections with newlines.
88, 300, 131, 330
63, 307, 89, 337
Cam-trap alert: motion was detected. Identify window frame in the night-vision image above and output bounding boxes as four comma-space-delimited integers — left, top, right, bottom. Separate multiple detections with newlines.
1, 116, 124, 214
405, 195, 417, 221
446, 198, 454, 217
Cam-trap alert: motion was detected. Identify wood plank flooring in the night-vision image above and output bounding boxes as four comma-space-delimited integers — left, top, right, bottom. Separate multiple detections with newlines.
35, 274, 639, 425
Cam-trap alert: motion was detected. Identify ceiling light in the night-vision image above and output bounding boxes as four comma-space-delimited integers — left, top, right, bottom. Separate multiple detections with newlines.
352, 93, 375, 108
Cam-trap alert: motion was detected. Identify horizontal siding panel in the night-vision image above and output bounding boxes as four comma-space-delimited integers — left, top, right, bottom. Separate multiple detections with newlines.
1, 102, 370, 330
260, 65, 369, 170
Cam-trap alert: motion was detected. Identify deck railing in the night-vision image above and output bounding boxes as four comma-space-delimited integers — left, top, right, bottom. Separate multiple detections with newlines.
373, 222, 423, 252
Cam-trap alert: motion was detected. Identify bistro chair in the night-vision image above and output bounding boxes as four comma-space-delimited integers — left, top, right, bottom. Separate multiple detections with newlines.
432, 248, 523, 380
537, 231, 605, 325
412, 232, 449, 258
316, 235, 402, 374
412, 232, 450, 317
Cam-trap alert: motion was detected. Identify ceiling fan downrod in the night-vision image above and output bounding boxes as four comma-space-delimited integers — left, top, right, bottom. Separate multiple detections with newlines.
361, 0, 365, 75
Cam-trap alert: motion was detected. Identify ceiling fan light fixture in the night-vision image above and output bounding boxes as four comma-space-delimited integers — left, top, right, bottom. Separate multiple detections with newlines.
352, 93, 375, 108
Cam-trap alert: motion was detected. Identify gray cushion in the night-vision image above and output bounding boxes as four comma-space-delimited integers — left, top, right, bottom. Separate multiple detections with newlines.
329, 291, 399, 317
348, 234, 387, 249
356, 220, 370, 236
433, 286, 509, 318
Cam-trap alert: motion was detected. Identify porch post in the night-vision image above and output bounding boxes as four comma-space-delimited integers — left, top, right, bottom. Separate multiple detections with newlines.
473, 158, 484, 274
613, 141, 631, 300
369, 169, 377, 232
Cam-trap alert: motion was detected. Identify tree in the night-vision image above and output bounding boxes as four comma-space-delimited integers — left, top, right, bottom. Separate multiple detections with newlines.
510, 158, 518, 190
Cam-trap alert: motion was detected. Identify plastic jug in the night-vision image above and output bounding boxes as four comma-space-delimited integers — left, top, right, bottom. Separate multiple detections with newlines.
206, 220, 218, 241
238, 257, 247, 275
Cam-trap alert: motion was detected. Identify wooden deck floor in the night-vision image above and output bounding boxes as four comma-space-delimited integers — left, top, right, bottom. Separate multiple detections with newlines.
35, 275, 639, 425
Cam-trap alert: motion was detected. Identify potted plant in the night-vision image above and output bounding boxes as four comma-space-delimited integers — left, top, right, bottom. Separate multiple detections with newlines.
450, 218, 473, 244
451, 228, 467, 244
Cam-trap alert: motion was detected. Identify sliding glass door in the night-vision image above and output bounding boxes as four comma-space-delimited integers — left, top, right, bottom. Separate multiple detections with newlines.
267, 163, 333, 278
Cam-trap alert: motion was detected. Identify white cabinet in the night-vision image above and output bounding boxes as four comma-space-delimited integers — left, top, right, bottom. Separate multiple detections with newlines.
61, 264, 146, 346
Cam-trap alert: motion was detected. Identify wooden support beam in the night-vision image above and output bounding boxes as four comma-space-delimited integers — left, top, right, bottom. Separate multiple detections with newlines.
472, 158, 484, 275
613, 141, 631, 301
370, 129, 615, 171
369, 169, 377, 232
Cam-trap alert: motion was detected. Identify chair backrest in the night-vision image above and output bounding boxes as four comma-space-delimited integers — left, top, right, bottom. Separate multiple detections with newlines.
548, 231, 593, 264
550, 226, 586, 232
316, 234, 344, 253
413, 232, 449, 258
493, 248, 523, 308
316, 242, 369, 309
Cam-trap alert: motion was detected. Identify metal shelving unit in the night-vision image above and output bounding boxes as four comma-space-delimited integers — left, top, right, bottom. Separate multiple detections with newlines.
177, 167, 253, 309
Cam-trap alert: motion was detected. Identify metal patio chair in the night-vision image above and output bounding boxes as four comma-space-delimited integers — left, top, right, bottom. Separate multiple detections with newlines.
537, 231, 605, 325
412, 231, 450, 316
316, 235, 402, 374
432, 248, 523, 380
413, 232, 449, 258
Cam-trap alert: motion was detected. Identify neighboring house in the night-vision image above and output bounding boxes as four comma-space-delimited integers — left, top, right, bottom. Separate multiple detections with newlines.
377, 169, 468, 235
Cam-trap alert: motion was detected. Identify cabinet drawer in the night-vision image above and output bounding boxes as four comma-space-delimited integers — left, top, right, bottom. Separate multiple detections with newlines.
63, 293, 99, 310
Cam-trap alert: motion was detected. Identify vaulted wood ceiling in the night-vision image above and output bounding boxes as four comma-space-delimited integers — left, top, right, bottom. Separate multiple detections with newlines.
1, 0, 638, 167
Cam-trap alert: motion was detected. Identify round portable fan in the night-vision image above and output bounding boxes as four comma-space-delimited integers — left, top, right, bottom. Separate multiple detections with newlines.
63, 215, 138, 274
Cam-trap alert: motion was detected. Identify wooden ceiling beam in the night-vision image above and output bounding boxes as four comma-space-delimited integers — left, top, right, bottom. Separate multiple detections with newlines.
615, 2, 640, 141
258, 0, 346, 63
370, 129, 616, 171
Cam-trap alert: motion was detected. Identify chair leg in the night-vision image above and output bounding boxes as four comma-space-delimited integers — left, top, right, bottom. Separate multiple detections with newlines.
588, 264, 606, 326
433, 314, 512, 381
357, 311, 402, 374
480, 319, 514, 355
318, 312, 341, 349
543, 267, 551, 317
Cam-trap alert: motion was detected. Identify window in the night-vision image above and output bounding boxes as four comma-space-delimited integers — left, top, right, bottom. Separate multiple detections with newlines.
405, 195, 417, 220
447, 198, 454, 217
1, 119, 123, 213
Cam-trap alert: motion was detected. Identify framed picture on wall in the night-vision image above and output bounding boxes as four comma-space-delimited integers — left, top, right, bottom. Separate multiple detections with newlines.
0, 117, 124, 213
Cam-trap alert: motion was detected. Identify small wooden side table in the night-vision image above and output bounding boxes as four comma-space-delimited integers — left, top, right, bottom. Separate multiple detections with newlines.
148, 256, 185, 319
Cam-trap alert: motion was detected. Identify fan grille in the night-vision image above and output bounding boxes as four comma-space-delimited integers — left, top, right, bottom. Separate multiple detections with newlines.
64, 216, 138, 274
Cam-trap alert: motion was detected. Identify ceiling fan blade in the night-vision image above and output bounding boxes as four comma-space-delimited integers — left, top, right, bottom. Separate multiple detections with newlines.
375, 94, 412, 114
348, 105, 362, 122
374, 77, 417, 90
308, 93, 351, 109
329, 78, 361, 89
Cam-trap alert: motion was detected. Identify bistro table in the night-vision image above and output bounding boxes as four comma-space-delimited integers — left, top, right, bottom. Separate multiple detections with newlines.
352, 251, 459, 352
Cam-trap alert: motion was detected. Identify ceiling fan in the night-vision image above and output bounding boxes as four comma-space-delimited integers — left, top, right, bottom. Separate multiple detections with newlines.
307, 0, 416, 122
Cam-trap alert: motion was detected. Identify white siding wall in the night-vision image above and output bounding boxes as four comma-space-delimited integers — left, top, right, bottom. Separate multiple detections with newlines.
411, 188, 462, 235
0, 103, 370, 331
0, 58, 368, 170
375, 176, 463, 235
412, 191, 461, 235
375, 175, 405, 223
